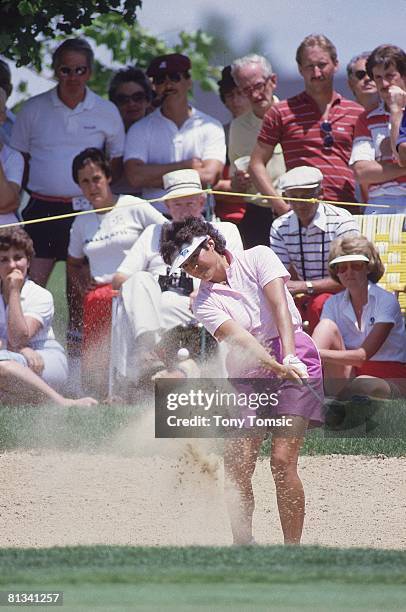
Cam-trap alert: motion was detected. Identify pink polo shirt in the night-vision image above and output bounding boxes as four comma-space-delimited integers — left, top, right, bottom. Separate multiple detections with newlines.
193, 246, 302, 343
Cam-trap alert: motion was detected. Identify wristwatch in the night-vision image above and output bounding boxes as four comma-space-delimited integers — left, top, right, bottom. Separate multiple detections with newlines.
305, 281, 315, 295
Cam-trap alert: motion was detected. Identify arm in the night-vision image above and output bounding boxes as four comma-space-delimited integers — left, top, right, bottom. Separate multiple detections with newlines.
352, 159, 406, 184
4, 272, 41, 350
287, 277, 343, 296
214, 318, 300, 381
319, 322, 393, 367
388, 85, 406, 162
124, 157, 204, 191
262, 277, 296, 358
112, 272, 129, 290
249, 141, 289, 215
0, 167, 19, 214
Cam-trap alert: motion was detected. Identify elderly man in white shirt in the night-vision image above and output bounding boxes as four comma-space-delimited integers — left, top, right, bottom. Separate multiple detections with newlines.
111, 169, 243, 383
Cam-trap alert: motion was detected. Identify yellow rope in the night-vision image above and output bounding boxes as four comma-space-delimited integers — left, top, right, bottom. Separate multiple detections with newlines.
0, 188, 390, 230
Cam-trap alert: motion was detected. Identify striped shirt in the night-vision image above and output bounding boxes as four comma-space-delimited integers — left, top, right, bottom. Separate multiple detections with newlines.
269, 203, 360, 280
350, 101, 406, 197
258, 91, 363, 203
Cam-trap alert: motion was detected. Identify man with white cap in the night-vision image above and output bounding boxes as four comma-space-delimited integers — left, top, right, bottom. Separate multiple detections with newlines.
270, 166, 359, 332
111, 169, 243, 382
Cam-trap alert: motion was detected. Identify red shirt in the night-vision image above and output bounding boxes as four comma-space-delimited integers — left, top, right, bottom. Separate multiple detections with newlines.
258, 91, 363, 203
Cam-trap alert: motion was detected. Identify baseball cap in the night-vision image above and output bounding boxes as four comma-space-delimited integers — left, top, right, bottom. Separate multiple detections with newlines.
170, 234, 209, 274
147, 53, 191, 78
162, 169, 204, 200
278, 166, 323, 191
329, 254, 370, 266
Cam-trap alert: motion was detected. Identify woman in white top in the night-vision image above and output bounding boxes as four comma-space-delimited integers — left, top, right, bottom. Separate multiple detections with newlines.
67, 147, 165, 395
0, 227, 97, 406
313, 234, 406, 398
0, 86, 23, 226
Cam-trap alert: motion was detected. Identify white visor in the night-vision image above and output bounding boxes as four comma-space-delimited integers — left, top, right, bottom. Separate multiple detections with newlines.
170, 235, 209, 274
330, 254, 369, 266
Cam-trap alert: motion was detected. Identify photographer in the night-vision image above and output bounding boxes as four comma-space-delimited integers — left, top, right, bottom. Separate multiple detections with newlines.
111, 169, 243, 382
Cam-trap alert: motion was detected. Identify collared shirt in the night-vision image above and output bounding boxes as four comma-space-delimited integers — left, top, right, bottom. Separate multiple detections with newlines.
10, 87, 125, 198
228, 104, 286, 208
321, 282, 406, 362
0, 143, 24, 227
350, 100, 406, 197
124, 106, 226, 212
270, 203, 359, 280
193, 246, 302, 347
258, 91, 363, 203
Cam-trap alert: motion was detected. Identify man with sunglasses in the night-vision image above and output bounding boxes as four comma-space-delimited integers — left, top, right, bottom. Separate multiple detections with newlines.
250, 34, 363, 213
350, 45, 406, 215
123, 53, 226, 214
270, 166, 359, 333
10, 37, 125, 287
347, 53, 378, 112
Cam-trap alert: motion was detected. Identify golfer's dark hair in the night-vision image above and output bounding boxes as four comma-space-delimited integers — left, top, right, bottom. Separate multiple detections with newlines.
108, 66, 153, 103
72, 147, 111, 184
366, 44, 406, 79
0, 227, 35, 260
160, 217, 227, 266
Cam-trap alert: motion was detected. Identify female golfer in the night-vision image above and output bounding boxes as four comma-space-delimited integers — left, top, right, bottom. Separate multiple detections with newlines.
160, 216, 324, 546
313, 235, 406, 398
0, 227, 97, 406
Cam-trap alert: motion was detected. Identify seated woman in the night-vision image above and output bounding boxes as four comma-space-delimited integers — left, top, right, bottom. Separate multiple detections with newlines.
0, 227, 97, 406
67, 147, 165, 396
312, 235, 406, 399
160, 216, 324, 546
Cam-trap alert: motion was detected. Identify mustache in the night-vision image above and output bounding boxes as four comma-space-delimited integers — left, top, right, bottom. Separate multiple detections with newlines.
151, 91, 172, 108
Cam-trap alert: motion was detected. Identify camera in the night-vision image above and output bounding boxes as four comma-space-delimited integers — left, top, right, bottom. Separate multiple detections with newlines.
158, 267, 194, 296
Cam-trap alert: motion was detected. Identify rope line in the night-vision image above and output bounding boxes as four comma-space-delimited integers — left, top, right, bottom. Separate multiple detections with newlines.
0, 188, 390, 230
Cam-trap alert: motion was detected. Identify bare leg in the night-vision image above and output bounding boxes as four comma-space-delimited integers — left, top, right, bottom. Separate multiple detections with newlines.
270, 431, 305, 545
28, 257, 56, 287
312, 319, 352, 396
223, 436, 263, 545
346, 375, 392, 399
0, 360, 97, 407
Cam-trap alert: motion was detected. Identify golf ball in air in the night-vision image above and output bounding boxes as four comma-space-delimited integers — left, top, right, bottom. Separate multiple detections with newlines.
177, 347, 190, 361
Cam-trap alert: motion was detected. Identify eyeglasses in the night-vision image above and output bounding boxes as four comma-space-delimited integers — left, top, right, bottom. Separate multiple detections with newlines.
58, 65, 88, 77
153, 72, 188, 85
320, 120, 334, 148
336, 261, 366, 273
353, 69, 368, 81
241, 77, 270, 97
115, 92, 148, 105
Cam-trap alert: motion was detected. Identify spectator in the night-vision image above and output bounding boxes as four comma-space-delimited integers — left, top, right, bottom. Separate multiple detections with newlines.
250, 34, 363, 212
229, 54, 287, 247
214, 65, 250, 225
313, 235, 406, 399
346, 52, 379, 111
0, 87, 23, 225
111, 169, 242, 383
390, 89, 406, 164
109, 66, 154, 196
10, 38, 125, 286
0, 59, 15, 146
350, 44, 406, 214
0, 227, 97, 406
270, 166, 359, 332
108, 66, 153, 132
67, 148, 166, 396
124, 53, 226, 213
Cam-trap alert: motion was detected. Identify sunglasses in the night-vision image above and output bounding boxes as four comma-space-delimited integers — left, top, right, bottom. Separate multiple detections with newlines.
58, 65, 88, 77
336, 261, 366, 273
115, 92, 148, 105
320, 120, 334, 148
353, 69, 368, 81
153, 72, 189, 85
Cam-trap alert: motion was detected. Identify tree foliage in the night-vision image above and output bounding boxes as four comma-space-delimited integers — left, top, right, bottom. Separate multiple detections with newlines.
0, 0, 141, 69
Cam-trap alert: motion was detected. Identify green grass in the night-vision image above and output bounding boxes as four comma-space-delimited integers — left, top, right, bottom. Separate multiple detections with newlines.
0, 546, 405, 611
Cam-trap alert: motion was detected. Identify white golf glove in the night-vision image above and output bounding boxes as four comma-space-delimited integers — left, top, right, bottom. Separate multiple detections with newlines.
282, 354, 309, 379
